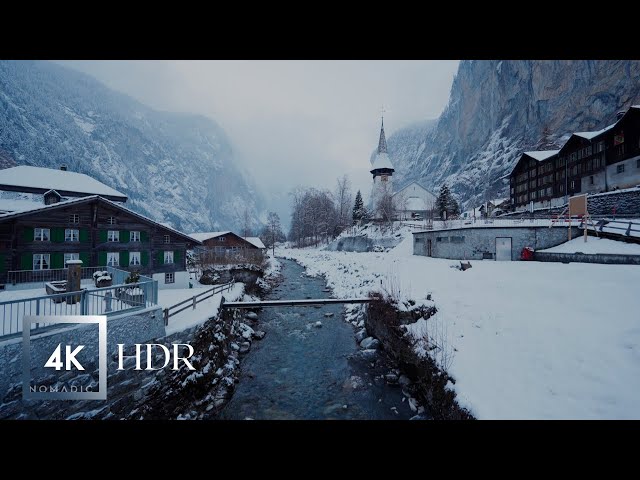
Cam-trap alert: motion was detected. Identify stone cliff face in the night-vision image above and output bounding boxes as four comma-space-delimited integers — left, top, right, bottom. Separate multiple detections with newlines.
387, 60, 640, 208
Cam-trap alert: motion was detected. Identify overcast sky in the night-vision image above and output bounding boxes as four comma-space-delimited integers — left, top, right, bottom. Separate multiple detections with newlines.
57, 60, 458, 208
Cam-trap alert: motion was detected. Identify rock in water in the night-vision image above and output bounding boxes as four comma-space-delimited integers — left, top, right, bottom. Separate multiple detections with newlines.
239, 342, 251, 354
253, 331, 266, 340
324, 312, 334, 318
384, 373, 399, 384
314, 321, 323, 328
245, 312, 259, 321
360, 337, 380, 349
355, 328, 367, 343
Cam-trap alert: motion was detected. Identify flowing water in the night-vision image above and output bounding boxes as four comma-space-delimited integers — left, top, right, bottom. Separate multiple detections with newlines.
221, 259, 415, 420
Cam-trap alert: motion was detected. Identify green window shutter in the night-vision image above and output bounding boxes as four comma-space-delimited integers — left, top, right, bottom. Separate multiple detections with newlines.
0, 253, 5, 273
99, 230, 108, 243
156, 251, 163, 266
79, 229, 90, 243
51, 252, 64, 269
23, 227, 34, 242
52, 227, 65, 243
141, 251, 149, 266
21, 253, 33, 270
98, 251, 107, 267
79, 252, 90, 266
141, 231, 149, 243
120, 230, 130, 243
120, 251, 129, 267
174, 250, 181, 265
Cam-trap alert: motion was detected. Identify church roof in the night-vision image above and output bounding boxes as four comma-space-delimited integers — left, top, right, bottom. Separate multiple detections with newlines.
370, 117, 394, 173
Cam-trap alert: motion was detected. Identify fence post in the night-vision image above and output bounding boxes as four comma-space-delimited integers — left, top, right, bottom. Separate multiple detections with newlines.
80, 290, 88, 315
193, 295, 197, 310
164, 308, 169, 326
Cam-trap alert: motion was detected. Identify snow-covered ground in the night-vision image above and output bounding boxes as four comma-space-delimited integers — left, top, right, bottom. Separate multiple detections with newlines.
541, 236, 640, 255
277, 236, 640, 419
160, 283, 244, 336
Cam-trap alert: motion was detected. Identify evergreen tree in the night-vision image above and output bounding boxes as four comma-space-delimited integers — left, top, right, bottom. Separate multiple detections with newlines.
352, 190, 365, 225
436, 184, 460, 219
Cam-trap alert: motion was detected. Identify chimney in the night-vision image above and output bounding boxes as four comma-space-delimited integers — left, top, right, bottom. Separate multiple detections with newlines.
60, 164, 68, 171
616, 110, 626, 121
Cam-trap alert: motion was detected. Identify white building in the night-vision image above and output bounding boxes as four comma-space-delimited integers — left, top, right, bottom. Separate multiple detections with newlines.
393, 181, 437, 220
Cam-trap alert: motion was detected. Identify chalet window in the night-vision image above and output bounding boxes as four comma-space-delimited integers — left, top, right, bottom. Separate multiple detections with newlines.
616, 144, 626, 157
34, 228, 50, 242
33, 253, 50, 271
108, 216, 117, 225
65, 228, 79, 242
617, 164, 625, 174
590, 176, 594, 185
560, 184, 564, 193
218, 237, 226, 242
64, 253, 79, 265
595, 141, 605, 153
570, 152, 577, 162
164, 251, 174, 264
107, 252, 119, 267
129, 251, 141, 266
546, 187, 552, 196
531, 191, 537, 200
165, 272, 175, 284
69, 214, 80, 224
107, 230, 119, 242
130, 231, 141, 242
164, 235, 170, 244
570, 180, 575, 190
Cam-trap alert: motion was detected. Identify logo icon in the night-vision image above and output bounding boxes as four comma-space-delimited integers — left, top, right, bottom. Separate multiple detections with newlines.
23, 315, 107, 400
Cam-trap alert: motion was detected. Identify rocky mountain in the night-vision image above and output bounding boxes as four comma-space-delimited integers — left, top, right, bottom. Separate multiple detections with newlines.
386, 60, 640, 208
0, 60, 262, 233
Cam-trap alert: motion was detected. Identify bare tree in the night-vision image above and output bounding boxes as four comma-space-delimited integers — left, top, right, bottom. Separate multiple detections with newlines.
375, 181, 397, 231
263, 211, 284, 257
334, 174, 353, 235
242, 207, 253, 237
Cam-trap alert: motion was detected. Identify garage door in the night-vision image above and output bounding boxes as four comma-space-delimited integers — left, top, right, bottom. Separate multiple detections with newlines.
495, 237, 512, 261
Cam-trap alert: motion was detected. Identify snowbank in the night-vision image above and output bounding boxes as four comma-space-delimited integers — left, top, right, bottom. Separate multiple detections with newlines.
541, 237, 640, 255
276, 242, 640, 419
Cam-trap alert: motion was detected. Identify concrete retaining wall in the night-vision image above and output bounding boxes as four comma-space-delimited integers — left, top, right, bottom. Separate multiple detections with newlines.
533, 251, 640, 265
413, 226, 579, 261
326, 235, 403, 252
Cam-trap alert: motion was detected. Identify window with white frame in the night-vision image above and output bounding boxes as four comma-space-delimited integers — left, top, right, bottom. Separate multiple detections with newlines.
69, 214, 80, 224
108, 216, 117, 225
130, 231, 141, 242
33, 253, 51, 270
165, 272, 175, 284
107, 252, 119, 267
64, 253, 79, 265
218, 236, 226, 242
164, 234, 170, 244
107, 230, 119, 242
129, 251, 141, 266
164, 251, 174, 264
34, 228, 50, 242
617, 164, 625, 174
65, 228, 79, 242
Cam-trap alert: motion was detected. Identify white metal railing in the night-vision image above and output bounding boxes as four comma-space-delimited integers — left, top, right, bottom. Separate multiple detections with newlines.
0, 279, 158, 338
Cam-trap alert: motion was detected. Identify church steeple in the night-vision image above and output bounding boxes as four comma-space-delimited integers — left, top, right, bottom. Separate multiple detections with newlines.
377, 117, 387, 154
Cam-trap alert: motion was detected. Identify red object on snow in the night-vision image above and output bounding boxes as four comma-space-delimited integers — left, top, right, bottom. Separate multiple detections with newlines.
520, 247, 534, 261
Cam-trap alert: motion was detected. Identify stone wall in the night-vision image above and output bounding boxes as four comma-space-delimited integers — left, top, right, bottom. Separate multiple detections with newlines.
587, 188, 640, 216
326, 235, 403, 253
534, 251, 640, 265
413, 226, 579, 261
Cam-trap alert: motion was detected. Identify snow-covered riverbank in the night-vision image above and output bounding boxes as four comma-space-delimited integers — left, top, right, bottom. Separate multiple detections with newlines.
277, 237, 640, 419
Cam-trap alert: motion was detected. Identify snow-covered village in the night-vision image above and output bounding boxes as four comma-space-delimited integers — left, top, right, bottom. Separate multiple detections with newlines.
1, 59, 640, 421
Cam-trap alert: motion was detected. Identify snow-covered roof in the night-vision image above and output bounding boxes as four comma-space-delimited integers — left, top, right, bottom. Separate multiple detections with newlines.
574, 123, 615, 140
0, 195, 200, 244
370, 152, 394, 172
243, 237, 266, 249
394, 181, 436, 198
0, 198, 43, 214
523, 150, 559, 161
0, 166, 127, 200
188, 231, 232, 242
